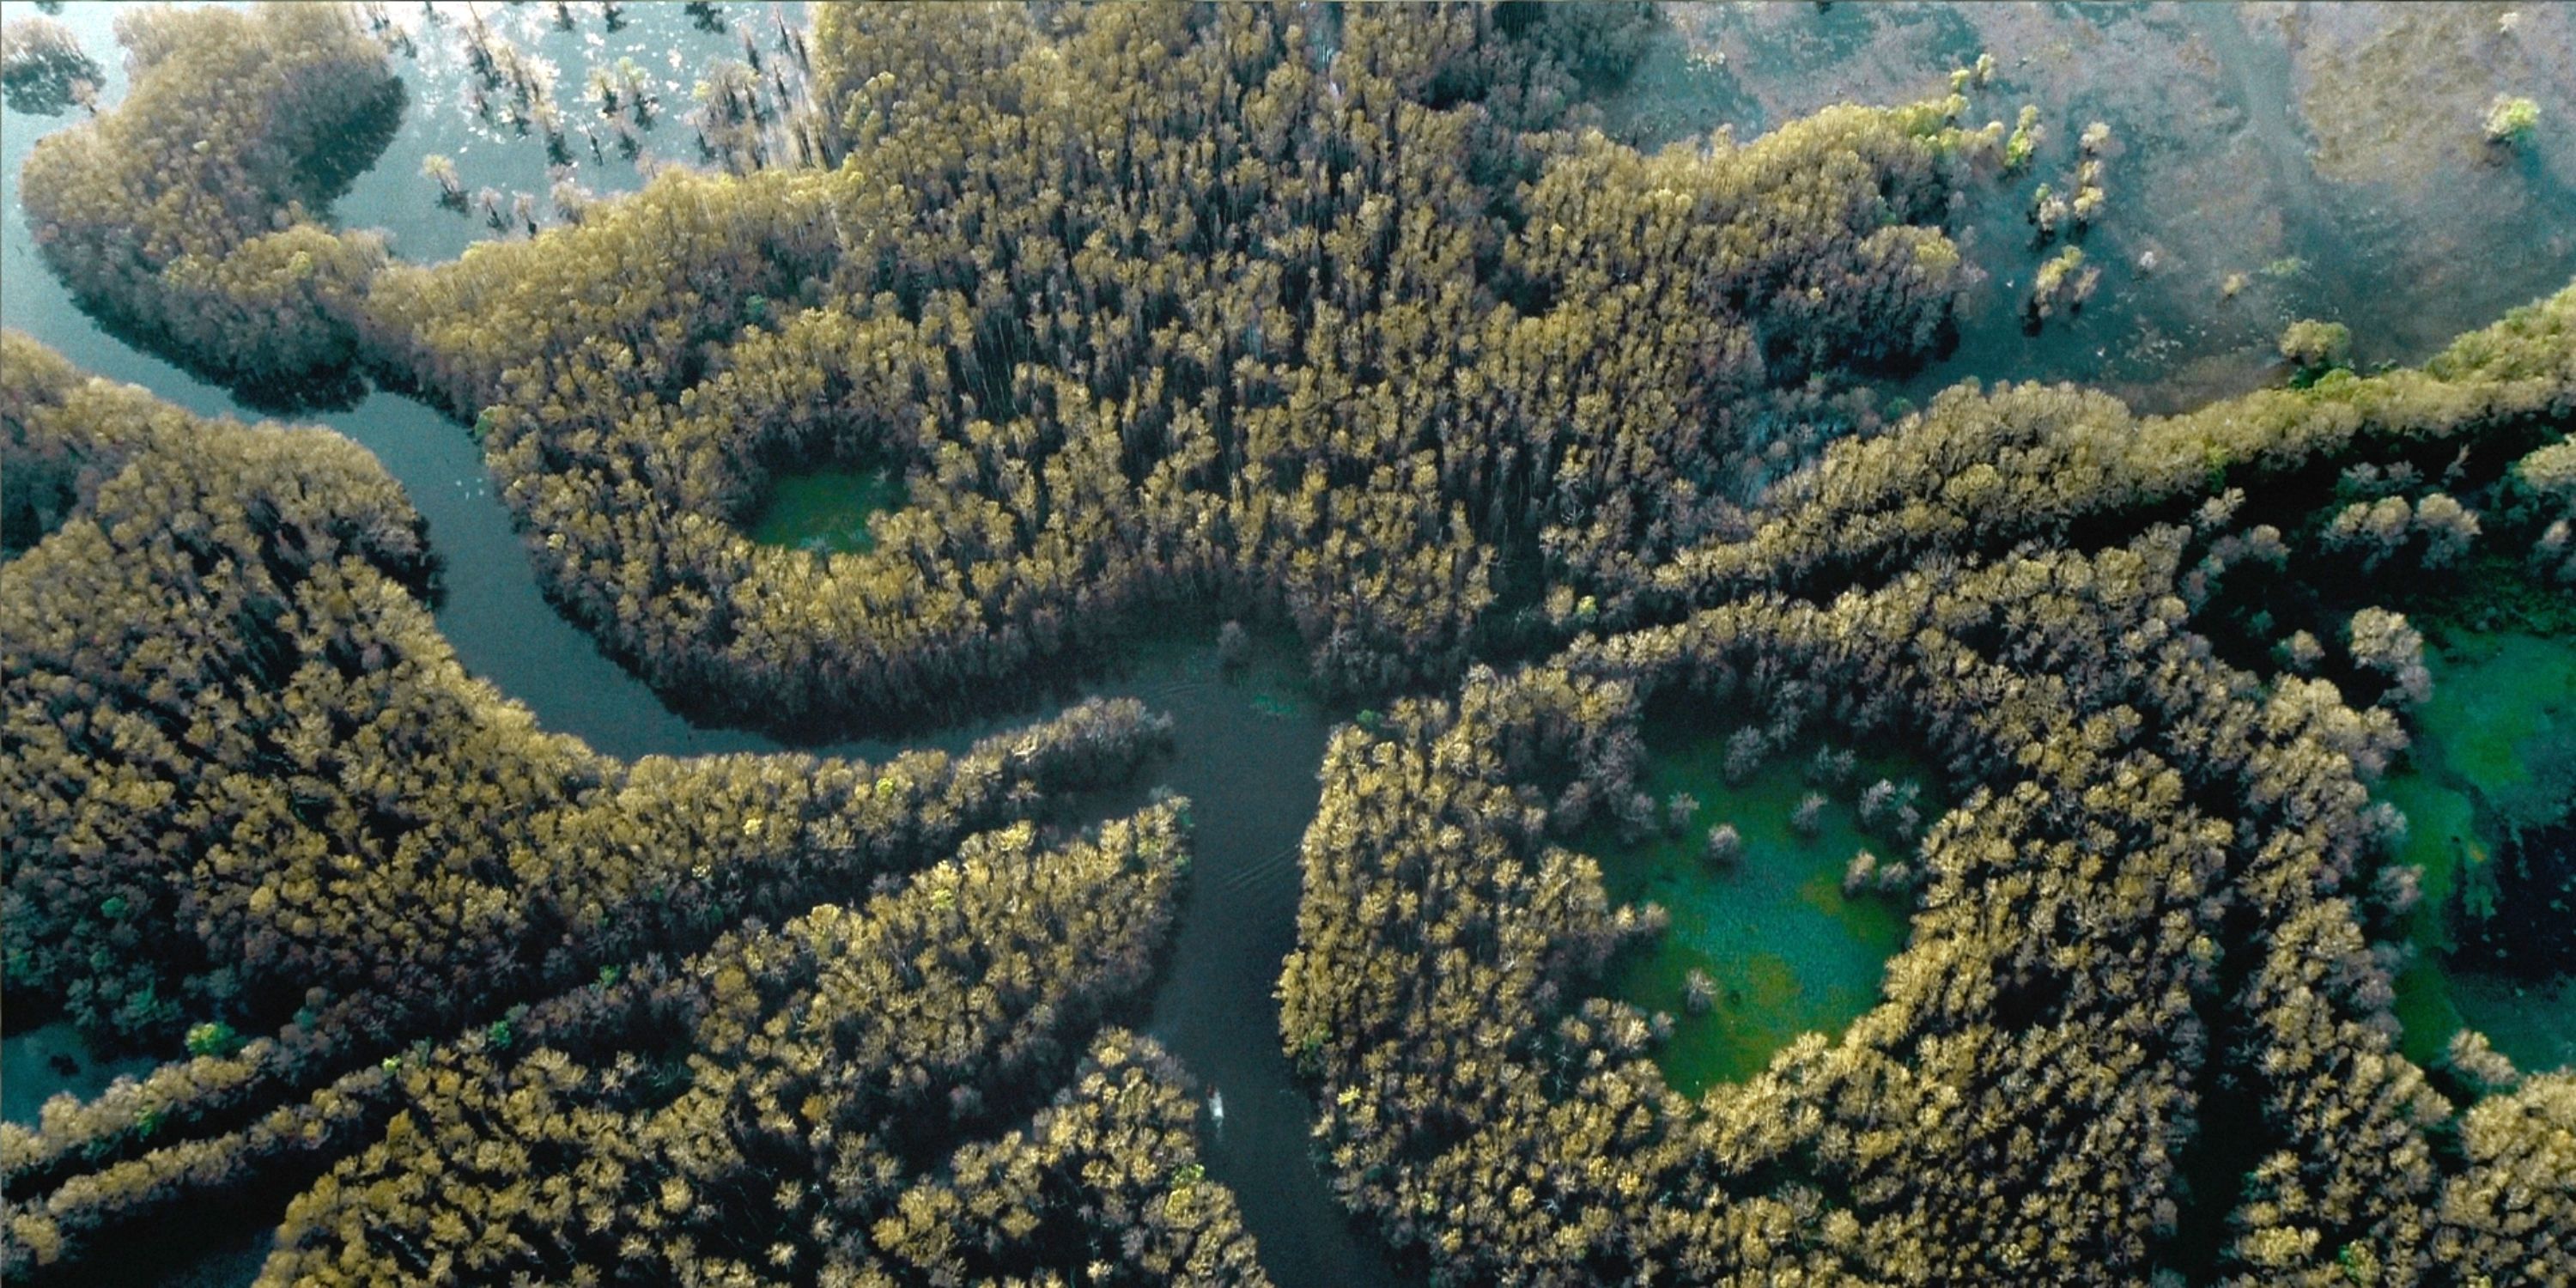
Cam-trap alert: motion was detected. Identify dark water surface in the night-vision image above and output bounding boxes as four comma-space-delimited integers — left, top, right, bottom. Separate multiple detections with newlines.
1107, 635, 1405, 1288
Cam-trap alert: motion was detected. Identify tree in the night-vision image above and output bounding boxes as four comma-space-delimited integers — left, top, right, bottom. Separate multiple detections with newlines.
18, 3, 399, 393
2483, 94, 2540, 146
2279, 319, 2351, 374
0, 15, 100, 115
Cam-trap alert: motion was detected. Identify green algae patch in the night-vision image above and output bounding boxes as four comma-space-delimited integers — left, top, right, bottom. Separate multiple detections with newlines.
2383, 772, 2480, 927
2419, 632, 2574, 798
2382, 628, 2576, 1073
1589, 711, 1925, 1097
744, 465, 906, 556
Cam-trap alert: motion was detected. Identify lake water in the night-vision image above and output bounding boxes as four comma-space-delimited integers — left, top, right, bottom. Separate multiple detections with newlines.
747, 463, 907, 555
1586, 711, 1926, 1096
2384, 629, 2576, 1074
6, 3, 2573, 1283
0, 5, 1403, 1283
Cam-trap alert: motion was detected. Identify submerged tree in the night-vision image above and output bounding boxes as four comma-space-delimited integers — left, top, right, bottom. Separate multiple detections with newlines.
2484, 94, 2540, 147
1280, 286, 2576, 1285
11, 6, 2576, 1287
347, 3, 1990, 732
0, 15, 100, 115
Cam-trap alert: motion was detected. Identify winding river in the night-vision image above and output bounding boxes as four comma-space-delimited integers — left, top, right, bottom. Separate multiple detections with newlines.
0, 9, 1411, 1282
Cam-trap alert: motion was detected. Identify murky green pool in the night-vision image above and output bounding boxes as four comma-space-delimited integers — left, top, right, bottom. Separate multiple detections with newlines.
745, 465, 906, 556
2384, 629, 2576, 1074
1589, 708, 1927, 1095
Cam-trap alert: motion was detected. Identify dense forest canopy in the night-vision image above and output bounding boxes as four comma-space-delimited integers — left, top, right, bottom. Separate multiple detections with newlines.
0, 331, 1192, 1283
3, 3, 2572, 1286
24, 0, 1994, 730
17, 3, 398, 392
1272, 278, 2574, 1283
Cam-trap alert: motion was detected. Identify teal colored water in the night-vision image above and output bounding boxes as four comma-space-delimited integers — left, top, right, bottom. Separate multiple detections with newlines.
2384, 629, 2576, 1074
744, 465, 906, 556
0, 1024, 152, 1124
0, 8, 1403, 1283
1065, 623, 1406, 1288
1589, 708, 1923, 1096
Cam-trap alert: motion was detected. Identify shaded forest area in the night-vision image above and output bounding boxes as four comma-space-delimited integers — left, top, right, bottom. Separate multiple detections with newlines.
3, 3, 2572, 1287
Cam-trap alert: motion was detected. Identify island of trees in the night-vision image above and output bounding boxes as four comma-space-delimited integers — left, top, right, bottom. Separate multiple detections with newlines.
26, 1, 1990, 732
1283, 290, 2576, 1284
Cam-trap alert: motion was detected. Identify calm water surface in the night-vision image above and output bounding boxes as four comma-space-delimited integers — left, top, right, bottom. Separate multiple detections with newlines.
1586, 712, 1929, 1096
2383, 629, 2576, 1073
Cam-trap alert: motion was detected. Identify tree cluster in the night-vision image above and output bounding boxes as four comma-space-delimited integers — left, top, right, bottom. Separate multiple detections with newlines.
24, 2, 1985, 727
1, 336, 1175, 1283
16, 3, 398, 392
1279, 296, 2576, 1283
258, 806, 1251, 1286
331, 2, 1988, 730
1643, 283, 2576, 617
13, 6, 2573, 1284
859, 1027, 1268, 1287
2512, 438, 2576, 584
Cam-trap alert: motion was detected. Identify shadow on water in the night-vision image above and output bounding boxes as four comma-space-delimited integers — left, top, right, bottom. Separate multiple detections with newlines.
0, 1024, 155, 1122
10, 3, 2571, 1285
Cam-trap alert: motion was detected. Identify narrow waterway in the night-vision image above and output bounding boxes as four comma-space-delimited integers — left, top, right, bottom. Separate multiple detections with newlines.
1097, 636, 1406, 1288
